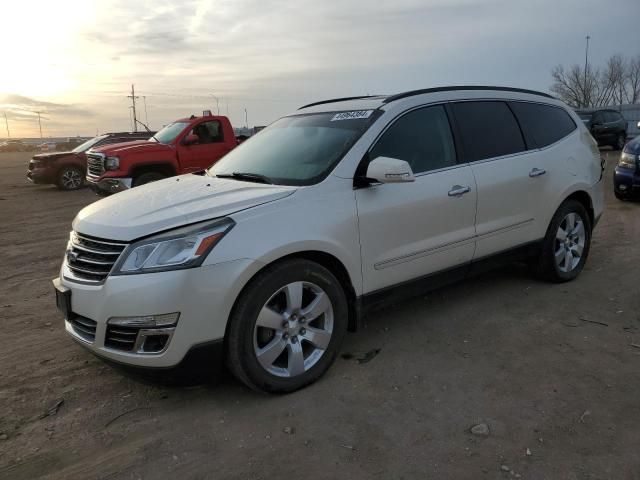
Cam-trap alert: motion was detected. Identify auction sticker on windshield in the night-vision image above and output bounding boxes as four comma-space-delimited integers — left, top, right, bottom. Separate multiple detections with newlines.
331, 110, 374, 121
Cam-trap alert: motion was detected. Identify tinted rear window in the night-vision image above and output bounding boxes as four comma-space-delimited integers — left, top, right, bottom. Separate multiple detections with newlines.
510, 102, 577, 148
451, 101, 525, 162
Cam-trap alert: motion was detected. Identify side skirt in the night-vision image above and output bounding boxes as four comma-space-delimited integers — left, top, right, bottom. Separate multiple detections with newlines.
355, 240, 543, 322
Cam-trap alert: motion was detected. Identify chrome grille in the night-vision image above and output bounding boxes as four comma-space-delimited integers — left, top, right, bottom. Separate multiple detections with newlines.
69, 315, 97, 342
65, 232, 127, 283
86, 153, 105, 178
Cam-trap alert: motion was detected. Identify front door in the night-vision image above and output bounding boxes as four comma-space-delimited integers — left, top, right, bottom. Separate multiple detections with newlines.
179, 120, 232, 172
356, 104, 477, 294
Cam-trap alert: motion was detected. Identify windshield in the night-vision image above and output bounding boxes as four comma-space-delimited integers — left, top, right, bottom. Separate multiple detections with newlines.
72, 135, 108, 153
151, 122, 189, 144
209, 111, 379, 186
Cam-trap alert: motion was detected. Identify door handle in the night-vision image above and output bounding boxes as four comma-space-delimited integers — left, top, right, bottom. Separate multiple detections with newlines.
529, 168, 546, 178
448, 185, 471, 197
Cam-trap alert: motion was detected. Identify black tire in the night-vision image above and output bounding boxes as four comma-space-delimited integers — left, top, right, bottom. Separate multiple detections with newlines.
226, 258, 348, 393
614, 133, 626, 151
614, 191, 625, 201
531, 199, 592, 283
56, 166, 84, 191
133, 172, 166, 187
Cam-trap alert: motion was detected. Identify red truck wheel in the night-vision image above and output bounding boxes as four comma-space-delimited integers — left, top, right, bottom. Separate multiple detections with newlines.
133, 172, 166, 187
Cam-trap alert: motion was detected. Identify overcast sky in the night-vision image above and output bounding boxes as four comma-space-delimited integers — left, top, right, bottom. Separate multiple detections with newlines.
1, 0, 638, 138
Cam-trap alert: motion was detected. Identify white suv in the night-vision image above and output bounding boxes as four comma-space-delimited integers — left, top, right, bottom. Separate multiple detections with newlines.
54, 86, 604, 392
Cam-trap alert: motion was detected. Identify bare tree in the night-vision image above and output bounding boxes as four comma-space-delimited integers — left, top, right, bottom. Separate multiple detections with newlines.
550, 53, 640, 108
626, 55, 640, 104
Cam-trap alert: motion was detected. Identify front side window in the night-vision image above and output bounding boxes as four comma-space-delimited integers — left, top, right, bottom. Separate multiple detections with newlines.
451, 101, 526, 162
209, 111, 379, 186
191, 121, 223, 144
369, 105, 457, 174
510, 102, 576, 148
152, 122, 190, 144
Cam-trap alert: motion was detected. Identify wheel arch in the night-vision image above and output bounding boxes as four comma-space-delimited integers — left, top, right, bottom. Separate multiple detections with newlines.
129, 162, 177, 179
563, 189, 594, 226
225, 250, 360, 338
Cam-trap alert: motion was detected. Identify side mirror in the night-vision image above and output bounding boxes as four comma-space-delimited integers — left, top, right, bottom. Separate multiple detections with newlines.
182, 134, 199, 145
365, 156, 415, 184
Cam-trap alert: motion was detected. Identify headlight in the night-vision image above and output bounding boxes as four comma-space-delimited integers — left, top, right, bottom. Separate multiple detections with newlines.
112, 218, 235, 275
105, 156, 120, 170
618, 152, 638, 170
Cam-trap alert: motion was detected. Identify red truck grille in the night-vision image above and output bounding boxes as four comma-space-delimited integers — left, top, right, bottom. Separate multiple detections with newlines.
86, 153, 105, 178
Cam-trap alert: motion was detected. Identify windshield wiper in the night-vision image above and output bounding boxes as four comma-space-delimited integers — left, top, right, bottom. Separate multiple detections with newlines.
216, 172, 274, 184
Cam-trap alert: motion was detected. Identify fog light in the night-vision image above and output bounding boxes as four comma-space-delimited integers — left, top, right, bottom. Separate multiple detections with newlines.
108, 312, 179, 328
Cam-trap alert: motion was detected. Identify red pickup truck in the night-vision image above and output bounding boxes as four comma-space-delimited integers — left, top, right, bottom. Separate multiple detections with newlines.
86, 113, 237, 195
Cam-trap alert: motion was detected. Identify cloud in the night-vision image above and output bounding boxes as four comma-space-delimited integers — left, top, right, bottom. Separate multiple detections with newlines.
3, 0, 640, 137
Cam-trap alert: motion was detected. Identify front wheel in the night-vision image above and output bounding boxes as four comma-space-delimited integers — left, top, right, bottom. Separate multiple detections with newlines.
226, 259, 348, 393
614, 133, 626, 151
133, 172, 166, 187
531, 200, 592, 282
56, 166, 84, 191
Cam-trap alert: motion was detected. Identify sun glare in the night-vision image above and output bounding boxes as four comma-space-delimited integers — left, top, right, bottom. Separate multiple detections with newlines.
0, 1, 97, 97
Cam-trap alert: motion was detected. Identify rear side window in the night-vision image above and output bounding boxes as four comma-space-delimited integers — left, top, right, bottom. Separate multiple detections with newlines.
450, 101, 525, 162
370, 105, 457, 174
509, 102, 577, 148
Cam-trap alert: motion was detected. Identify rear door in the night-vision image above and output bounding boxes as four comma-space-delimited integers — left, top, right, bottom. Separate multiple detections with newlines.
179, 120, 233, 172
356, 104, 477, 294
449, 101, 538, 259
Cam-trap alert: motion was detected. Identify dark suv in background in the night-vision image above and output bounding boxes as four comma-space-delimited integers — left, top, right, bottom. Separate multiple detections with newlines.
27, 131, 155, 191
576, 109, 628, 150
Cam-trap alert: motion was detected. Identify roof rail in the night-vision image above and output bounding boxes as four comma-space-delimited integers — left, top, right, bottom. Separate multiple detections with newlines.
298, 95, 382, 110
383, 86, 553, 104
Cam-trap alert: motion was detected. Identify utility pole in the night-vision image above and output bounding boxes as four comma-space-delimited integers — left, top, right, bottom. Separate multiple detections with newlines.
244, 108, 248, 129
583, 35, 590, 108
226, 98, 229, 115
211, 94, 220, 115
127, 84, 139, 132
3, 113, 9, 139
143, 96, 149, 127
35, 111, 43, 139
128, 106, 134, 132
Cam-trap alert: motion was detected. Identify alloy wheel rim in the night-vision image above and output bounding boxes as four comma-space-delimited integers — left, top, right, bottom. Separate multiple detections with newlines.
62, 170, 82, 189
554, 212, 586, 273
618, 135, 625, 149
253, 281, 334, 378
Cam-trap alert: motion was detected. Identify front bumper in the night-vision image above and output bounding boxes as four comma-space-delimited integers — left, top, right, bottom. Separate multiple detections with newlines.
27, 167, 54, 184
54, 258, 261, 368
613, 167, 640, 198
87, 176, 132, 195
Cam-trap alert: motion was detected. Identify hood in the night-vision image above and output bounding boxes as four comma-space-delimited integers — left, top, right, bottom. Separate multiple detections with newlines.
73, 174, 297, 241
33, 151, 76, 161
92, 140, 171, 156
623, 136, 640, 155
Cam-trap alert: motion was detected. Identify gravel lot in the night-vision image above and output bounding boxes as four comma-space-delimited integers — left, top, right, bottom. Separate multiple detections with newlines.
1, 150, 639, 480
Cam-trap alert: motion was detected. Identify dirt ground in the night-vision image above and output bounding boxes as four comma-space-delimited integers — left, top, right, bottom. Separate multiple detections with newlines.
0, 150, 639, 480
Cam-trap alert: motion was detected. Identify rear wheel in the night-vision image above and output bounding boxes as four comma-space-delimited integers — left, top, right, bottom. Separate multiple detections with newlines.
133, 171, 166, 187
614, 133, 626, 151
531, 200, 592, 282
56, 166, 84, 191
226, 259, 348, 393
